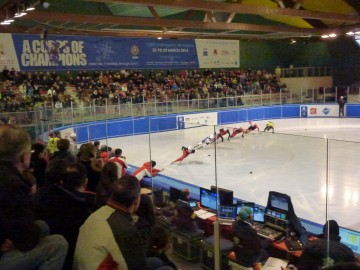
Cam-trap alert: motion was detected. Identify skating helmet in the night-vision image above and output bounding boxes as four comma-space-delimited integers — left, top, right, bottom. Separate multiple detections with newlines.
188, 146, 193, 150
70, 133, 77, 139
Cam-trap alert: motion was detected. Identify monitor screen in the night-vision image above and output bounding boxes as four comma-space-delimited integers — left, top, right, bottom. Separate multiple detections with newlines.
210, 185, 233, 206
236, 201, 255, 218
169, 187, 182, 203
339, 227, 360, 254
189, 201, 197, 208
218, 205, 237, 219
253, 206, 265, 223
269, 192, 289, 211
200, 187, 217, 211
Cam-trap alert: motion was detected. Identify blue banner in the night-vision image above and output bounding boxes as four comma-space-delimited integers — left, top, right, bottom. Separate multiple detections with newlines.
11, 34, 199, 70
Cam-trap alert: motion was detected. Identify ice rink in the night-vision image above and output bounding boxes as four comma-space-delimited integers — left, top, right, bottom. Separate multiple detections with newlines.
101, 117, 360, 231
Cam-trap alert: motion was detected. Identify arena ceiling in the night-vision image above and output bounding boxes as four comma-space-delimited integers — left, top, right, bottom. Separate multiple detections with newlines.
0, 0, 360, 41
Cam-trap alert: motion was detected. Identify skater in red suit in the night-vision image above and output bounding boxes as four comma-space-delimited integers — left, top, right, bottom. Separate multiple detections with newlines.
171, 146, 195, 165
230, 127, 245, 138
216, 128, 231, 142
245, 121, 260, 134
131, 161, 163, 181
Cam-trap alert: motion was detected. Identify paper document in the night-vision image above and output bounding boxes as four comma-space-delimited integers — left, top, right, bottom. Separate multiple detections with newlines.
195, 209, 207, 216
197, 212, 216, 220
262, 257, 288, 270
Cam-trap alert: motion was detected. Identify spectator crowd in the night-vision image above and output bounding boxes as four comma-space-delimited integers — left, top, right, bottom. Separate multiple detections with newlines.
1, 66, 282, 113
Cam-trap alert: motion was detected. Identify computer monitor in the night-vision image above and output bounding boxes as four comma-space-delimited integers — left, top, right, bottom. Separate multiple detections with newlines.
236, 201, 255, 218
169, 186, 182, 203
339, 227, 360, 254
268, 191, 290, 212
210, 185, 234, 206
200, 187, 217, 211
218, 205, 237, 220
253, 206, 265, 223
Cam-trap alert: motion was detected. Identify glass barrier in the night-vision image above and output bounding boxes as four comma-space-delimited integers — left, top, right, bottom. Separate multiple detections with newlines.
27, 111, 360, 269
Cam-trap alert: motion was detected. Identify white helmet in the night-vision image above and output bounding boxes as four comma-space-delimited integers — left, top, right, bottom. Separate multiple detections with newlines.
188, 146, 193, 150
70, 133, 77, 139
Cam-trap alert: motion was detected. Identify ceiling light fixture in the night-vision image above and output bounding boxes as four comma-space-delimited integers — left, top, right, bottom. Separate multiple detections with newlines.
329, 33, 337, 38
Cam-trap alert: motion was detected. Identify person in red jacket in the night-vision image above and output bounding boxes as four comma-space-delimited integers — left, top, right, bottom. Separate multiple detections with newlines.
109, 148, 128, 177
230, 127, 245, 138
170, 146, 195, 165
131, 161, 163, 182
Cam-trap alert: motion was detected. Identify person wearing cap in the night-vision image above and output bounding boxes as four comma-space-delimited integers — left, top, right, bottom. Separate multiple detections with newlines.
232, 206, 271, 267
338, 96, 346, 117
170, 146, 195, 165
297, 220, 355, 270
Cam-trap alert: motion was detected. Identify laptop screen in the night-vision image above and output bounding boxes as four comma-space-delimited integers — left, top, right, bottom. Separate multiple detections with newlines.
218, 205, 237, 219
189, 201, 197, 208
253, 206, 265, 223
339, 227, 360, 254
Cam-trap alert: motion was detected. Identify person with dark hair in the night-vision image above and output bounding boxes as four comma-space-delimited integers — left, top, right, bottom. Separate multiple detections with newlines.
297, 220, 355, 270
172, 188, 200, 233
29, 143, 47, 188
52, 139, 76, 163
147, 226, 178, 270
33, 162, 95, 270
132, 160, 164, 183
96, 161, 119, 208
109, 148, 128, 177
135, 194, 156, 243
75, 175, 173, 270
170, 146, 195, 165
77, 143, 102, 192
232, 207, 271, 267
93, 140, 101, 159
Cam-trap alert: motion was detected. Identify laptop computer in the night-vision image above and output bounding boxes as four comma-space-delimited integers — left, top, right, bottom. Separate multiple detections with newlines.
218, 205, 237, 224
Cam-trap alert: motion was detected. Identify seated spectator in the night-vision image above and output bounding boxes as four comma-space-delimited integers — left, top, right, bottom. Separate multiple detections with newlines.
297, 220, 355, 270
147, 226, 178, 270
0, 124, 33, 205
52, 139, 77, 163
93, 140, 101, 159
232, 207, 271, 267
172, 189, 201, 234
29, 143, 47, 188
74, 175, 172, 270
134, 194, 156, 244
96, 161, 119, 208
33, 162, 95, 270
77, 143, 102, 192
109, 148, 128, 177
0, 124, 68, 269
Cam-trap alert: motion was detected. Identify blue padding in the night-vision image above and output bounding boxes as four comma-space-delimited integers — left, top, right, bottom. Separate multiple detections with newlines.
346, 104, 360, 117
283, 105, 300, 117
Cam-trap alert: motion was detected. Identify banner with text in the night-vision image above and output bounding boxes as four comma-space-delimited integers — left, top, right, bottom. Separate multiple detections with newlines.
0, 34, 240, 71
